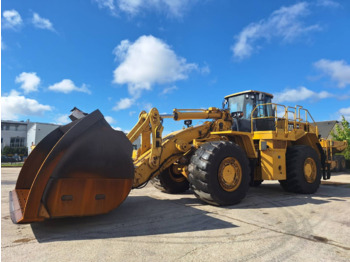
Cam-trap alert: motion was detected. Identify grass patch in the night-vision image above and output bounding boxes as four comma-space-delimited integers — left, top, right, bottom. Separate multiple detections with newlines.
1, 162, 24, 167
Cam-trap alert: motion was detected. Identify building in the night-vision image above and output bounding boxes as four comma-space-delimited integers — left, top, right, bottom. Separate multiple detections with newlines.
1, 120, 28, 150
1, 120, 59, 155
315, 121, 341, 139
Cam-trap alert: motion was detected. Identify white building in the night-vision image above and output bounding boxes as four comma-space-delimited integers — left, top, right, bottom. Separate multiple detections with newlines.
1, 120, 59, 155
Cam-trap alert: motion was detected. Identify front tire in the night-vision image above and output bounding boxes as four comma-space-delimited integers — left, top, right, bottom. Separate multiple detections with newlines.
188, 141, 250, 206
151, 165, 189, 194
279, 145, 321, 194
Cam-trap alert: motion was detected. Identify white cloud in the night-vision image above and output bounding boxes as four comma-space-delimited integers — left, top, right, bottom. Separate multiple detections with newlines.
1, 90, 52, 120
339, 107, 350, 115
314, 59, 350, 88
2, 10, 23, 30
55, 114, 71, 125
105, 116, 116, 124
94, 0, 116, 13
1, 39, 6, 50
232, 2, 320, 59
117, 0, 141, 14
274, 86, 333, 103
317, 0, 340, 8
94, 0, 193, 17
113, 35, 197, 98
113, 97, 134, 111
15, 72, 41, 93
119, 0, 191, 17
48, 79, 91, 94
200, 65, 210, 74
337, 107, 350, 121
161, 85, 178, 95
32, 13, 55, 31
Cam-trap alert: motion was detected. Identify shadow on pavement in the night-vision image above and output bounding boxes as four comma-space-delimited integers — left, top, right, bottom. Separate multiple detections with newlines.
30, 180, 349, 243
231, 182, 350, 210
31, 195, 237, 243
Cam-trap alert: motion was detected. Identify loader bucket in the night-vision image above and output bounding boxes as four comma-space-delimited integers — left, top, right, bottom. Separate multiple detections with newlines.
9, 110, 134, 224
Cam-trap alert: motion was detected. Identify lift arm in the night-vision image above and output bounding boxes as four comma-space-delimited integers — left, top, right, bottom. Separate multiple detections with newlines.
127, 107, 232, 187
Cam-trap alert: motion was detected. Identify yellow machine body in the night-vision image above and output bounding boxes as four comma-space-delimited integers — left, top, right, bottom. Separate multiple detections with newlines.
319, 139, 348, 171
10, 90, 341, 224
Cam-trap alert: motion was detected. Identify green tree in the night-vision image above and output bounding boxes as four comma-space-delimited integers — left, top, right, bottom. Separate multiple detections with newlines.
2, 146, 15, 155
331, 116, 350, 160
2, 146, 28, 156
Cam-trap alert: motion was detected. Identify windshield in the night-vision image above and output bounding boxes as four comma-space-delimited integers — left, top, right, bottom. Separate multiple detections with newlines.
227, 93, 274, 119
256, 96, 273, 118
227, 95, 254, 119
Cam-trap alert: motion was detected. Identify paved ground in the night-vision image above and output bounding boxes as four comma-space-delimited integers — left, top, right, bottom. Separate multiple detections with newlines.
2, 167, 350, 262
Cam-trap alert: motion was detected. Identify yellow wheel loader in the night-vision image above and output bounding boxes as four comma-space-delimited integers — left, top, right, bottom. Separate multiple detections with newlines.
319, 139, 348, 172
10, 90, 343, 224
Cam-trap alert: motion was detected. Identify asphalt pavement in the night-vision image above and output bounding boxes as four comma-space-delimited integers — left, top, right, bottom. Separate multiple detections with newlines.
1, 167, 350, 262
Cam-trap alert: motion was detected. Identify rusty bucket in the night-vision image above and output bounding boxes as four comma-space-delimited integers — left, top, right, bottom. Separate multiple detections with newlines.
10, 110, 134, 223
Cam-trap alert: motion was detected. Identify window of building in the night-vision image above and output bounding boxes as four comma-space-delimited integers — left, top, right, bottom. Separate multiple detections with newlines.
10, 137, 25, 147
1, 124, 9, 130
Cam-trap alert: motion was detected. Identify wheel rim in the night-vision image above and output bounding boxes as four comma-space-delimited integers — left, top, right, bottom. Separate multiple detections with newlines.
304, 157, 317, 183
218, 157, 242, 192
169, 165, 186, 183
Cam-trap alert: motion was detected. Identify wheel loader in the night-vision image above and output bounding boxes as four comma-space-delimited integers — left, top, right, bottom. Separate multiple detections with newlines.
319, 139, 348, 172
10, 90, 342, 224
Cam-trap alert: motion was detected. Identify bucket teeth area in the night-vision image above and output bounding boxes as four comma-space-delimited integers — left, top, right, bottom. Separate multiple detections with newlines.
9, 190, 30, 224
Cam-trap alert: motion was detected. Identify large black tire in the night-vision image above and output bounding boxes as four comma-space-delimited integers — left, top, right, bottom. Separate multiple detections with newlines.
333, 155, 341, 172
151, 165, 189, 194
188, 141, 250, 206
279, 145, 321, 194
339, 156, 346, 171
334, 155, 346, 172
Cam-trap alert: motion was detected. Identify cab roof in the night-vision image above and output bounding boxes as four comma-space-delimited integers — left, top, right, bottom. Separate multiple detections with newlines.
225, 90, 274, 99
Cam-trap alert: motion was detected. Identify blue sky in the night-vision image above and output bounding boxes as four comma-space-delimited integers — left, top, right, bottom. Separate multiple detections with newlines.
2, 0, 350, 132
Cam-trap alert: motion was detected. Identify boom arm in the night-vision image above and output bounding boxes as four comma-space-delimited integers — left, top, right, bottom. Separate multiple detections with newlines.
127, 107, 232, 187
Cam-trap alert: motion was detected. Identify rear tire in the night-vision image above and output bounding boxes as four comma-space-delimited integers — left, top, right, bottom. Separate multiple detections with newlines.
334, 156, 341, 172
279, 145, 321, 194
188, 141, 250, 206
334, 155, 346, 172
151, 165, 189, 194
340, 156, 346, 171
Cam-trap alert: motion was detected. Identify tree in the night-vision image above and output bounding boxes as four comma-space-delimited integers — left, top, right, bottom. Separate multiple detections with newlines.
331, 116, 350, 160
2, 146, 28, 156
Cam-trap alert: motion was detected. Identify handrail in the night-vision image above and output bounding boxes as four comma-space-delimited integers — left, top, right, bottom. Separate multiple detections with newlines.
250, 103, 319, 137
250, 103, 287, 134
296, 107, 319, 137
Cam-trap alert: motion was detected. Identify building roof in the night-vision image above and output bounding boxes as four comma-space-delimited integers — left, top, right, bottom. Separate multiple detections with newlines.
315, 121, 338, 138
1, 120, 28, 125
225, 90, 274, 99
1, 120, 59, 127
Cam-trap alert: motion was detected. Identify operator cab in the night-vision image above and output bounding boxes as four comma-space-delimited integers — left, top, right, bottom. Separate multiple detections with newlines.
223, 90, 275, 132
